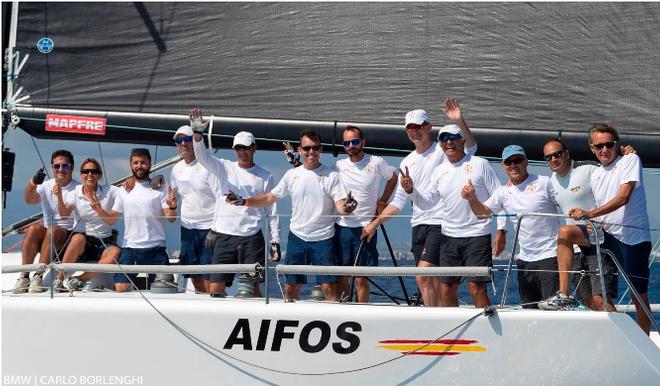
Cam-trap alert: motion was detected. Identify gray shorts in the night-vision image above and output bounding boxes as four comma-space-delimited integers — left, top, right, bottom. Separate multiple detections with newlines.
438, 234, 492, 284
572, 251, 618, 301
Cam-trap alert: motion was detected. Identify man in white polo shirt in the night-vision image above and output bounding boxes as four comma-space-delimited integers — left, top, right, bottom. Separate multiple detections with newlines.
404, 124, 504, 308
107, 148, 178, 292
228, 129, 356, 302
335, 125, 397, 302
193, 129, 280, 298
569, 123, 652, 334
169, 125, 215, 293
362, 98, 477, 306
14, 150, 80, 293
462, 145, 565, 309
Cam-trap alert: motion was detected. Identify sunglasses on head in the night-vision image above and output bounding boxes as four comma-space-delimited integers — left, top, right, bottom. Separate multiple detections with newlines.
590, 141, 617, 150
233, 145, 251, 151
503, 156, 525, 166
301, 145, 321, 152
439, 133, 462, 142
174, 136, 193, 144
342, 138, 361, 147
52, 163, 71, 171
544, 150, 564, 161
81, 168, 101, 175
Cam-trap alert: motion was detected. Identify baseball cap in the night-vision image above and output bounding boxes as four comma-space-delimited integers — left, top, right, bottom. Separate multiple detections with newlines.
438, 124, 463, 139
501, 145, 526, 160
172, 125, 193, 139
404, 109, 429, 127
233, 131, 256, 147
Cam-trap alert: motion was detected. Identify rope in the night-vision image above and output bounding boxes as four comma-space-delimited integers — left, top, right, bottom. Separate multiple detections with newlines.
29, 136, 50, 178
96, 141, 108, 185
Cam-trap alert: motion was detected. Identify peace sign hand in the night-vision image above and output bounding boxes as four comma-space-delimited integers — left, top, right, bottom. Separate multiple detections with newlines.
399, 166, 414, 194
166, 186, 178, 209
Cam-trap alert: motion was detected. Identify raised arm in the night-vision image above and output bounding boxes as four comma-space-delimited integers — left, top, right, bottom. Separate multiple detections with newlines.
444, 97, 475, 149
53, 184, 75, 217
24, 168, 45, 204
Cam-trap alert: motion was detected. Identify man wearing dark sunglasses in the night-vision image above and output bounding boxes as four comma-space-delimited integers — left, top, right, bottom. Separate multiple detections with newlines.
227, 129, 356, 302
362, 97, 476, 306
192, 122, 280, 298
334, 125, 397, 302
14, 150, 80, 293
462, 145, 565, 310
106, 148, 178, 292
569, 123, 652, 334
169, 124, 216, 293
405, 124, 505, 309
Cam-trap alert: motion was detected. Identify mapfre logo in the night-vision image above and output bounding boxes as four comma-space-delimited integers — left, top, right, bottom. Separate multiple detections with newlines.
45, 114, 106, 136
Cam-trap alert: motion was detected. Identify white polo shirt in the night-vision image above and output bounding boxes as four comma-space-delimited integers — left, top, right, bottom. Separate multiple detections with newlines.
271, 164, 345, 242
112, 181, 168, 248
64, 184, 118, 238
335, 154, 395, 227
484, 174, 560, 262
36, 179, 79, 230
390, 141, 477, 227
591, 154, 650, 245
411, 154, 501, 237
170, 159, 215, 230
193, 140, 280, 242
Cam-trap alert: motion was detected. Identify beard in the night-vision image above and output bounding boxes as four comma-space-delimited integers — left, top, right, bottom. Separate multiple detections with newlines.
132, 168, 150, 181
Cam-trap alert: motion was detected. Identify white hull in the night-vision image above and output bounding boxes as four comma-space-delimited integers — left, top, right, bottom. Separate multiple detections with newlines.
3, 290, 660, 386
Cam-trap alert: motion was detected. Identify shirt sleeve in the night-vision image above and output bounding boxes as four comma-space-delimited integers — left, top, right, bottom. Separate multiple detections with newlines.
111, 190, 124, 214
482, 162, 507, 230
409, 172, 440, 210
377, 157, 396, 180
159, 180, 170, 209
620, 154, 642, 188
193, 139, 226, 180
388, 159, 409, 210
329, 172, 346, 202
169, 168, 178, 191
484, 187, 505, 214
465, 142, 477, 156
270, 170, 290, 199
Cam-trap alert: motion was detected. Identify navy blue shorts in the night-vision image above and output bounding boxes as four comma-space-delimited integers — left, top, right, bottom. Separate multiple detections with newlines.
285, 232, 337, 285
77, 232, 118, 262
602, 231, 651, 294
180, 227, 213, 280
335, 225, 378, 267
114, 246, 169, 285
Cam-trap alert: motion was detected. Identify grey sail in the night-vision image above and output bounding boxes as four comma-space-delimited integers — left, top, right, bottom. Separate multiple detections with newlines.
4, 2, 660, 164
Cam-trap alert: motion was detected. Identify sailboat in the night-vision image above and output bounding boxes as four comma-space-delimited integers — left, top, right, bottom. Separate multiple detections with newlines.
3, 2, 660, 384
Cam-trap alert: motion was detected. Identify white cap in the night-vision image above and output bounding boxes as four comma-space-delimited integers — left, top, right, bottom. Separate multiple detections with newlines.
404, 109, 429, 127
438, 124, 463, 140
173, 125, 193, 139
233, 131, 256, 147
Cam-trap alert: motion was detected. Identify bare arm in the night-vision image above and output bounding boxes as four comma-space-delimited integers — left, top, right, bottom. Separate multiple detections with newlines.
244, 192, 280, 208
444, 97, 475, 149
53, 184, 75, 217
361, 203, 401, 241
378, 173, 398, 211
24, 181, 41, 204
103, 210, 122, 225
461, 179, 493, 219
570, 181, 635, 220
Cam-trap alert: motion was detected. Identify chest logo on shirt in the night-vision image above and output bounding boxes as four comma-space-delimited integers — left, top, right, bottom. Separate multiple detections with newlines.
317, 176, 326, 184
525, 183, 538, 192
364, 165, 374, 173
570, 186, 581, 193
462, 164, 473, 174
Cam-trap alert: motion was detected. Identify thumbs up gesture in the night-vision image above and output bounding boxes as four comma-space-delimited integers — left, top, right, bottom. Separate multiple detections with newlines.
461, 179, 476, 201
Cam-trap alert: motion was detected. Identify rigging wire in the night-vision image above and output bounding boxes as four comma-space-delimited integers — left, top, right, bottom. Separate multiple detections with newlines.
29, 136, 50, 178
96, 141, 108, 185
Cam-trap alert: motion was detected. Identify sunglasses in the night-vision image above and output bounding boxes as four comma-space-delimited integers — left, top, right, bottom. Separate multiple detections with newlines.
503, 156, 525, 166
233, 145, 251, 151
438, 133, 462, 142
80, 169, 101, 175
342, 138, 361, 147
301, 145, 321, 152
174, 136, 193, 144
544, 150, 564, 161
52, 163, 71, 171
406, 124, 426, 132
590, 141, 617, 150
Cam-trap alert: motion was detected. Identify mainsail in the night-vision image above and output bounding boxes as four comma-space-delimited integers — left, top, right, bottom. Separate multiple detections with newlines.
3, 2, 660, 164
